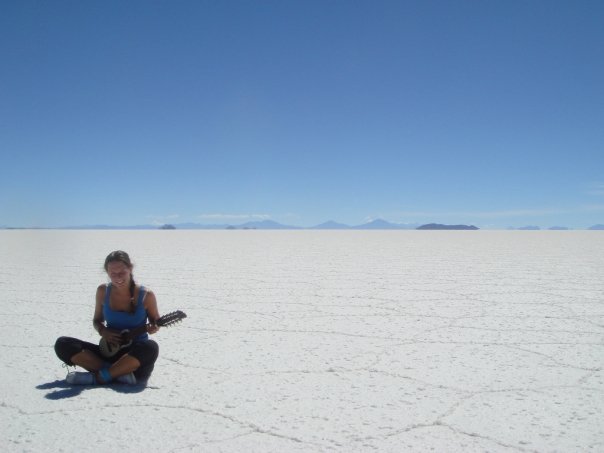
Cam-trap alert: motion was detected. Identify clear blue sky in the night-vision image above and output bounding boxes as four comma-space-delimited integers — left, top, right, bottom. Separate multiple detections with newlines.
1, 0, 603, 228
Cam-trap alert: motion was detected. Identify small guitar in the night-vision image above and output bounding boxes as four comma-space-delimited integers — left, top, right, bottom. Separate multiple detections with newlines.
99, 310, 187, 358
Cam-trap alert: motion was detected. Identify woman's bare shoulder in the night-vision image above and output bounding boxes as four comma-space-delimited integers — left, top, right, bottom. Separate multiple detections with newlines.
96, 283, 108, 293
96, 284, 108, 300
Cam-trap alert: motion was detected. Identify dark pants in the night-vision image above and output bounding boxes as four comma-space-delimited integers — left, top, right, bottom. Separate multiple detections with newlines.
55, 336, 159, 381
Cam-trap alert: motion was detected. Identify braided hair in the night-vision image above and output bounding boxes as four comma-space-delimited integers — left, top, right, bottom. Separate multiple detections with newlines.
104, 250, 136, 312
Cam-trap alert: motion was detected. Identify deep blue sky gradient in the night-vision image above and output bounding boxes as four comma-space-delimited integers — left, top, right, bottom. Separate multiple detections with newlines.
2, 1, 603, 228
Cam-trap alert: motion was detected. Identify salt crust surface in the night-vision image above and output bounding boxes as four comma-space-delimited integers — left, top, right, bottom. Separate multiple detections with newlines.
1, 230, 603, 452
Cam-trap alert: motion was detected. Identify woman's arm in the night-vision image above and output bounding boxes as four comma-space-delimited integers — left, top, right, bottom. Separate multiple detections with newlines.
144, 290, 161, 334
93, 285, 106, 334
93, 284, 122, 344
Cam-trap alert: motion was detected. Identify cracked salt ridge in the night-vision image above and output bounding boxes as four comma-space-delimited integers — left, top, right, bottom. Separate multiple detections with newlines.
1, 230, 604, 452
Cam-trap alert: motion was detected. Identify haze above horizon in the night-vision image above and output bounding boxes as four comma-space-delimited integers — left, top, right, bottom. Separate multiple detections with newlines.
1, 1, 603, 229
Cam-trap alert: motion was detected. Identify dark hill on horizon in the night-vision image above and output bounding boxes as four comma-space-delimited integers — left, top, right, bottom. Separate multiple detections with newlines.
417, 223, 479, 230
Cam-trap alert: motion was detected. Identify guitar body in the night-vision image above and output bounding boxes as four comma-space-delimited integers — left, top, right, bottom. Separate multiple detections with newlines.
99, 332, 134, 358
98, 310, 186, 358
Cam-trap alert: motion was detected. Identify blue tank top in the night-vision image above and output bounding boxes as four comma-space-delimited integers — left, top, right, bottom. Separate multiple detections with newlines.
103, 283, 149, 341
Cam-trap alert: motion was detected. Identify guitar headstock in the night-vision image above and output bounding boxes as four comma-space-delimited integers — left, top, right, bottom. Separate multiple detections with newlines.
157, 310, 187, 327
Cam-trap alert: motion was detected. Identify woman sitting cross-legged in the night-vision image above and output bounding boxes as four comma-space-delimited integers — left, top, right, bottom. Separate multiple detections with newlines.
55, 250, 160, 385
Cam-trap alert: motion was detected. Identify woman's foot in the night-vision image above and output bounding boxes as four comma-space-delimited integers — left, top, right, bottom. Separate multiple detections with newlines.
66, 371, 96, 385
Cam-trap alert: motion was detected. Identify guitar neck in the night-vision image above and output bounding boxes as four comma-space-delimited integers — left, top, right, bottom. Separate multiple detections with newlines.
120, 311, 185, 341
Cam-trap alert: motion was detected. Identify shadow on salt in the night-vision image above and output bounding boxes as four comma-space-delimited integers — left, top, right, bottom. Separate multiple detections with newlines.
36, 379, 149, 400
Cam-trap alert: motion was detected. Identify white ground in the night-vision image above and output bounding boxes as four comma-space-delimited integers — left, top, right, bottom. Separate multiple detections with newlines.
1, 230, 603, 452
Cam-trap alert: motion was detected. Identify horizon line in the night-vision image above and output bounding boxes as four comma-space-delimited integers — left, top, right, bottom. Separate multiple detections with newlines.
2, 219, 604, 231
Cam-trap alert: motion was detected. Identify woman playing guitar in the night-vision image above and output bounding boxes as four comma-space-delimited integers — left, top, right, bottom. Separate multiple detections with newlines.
55, 250, 160, 385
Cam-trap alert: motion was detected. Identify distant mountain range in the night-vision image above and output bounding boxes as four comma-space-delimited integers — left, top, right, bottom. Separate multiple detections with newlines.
4, 220, 604, 231
172, 219, 423, 230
